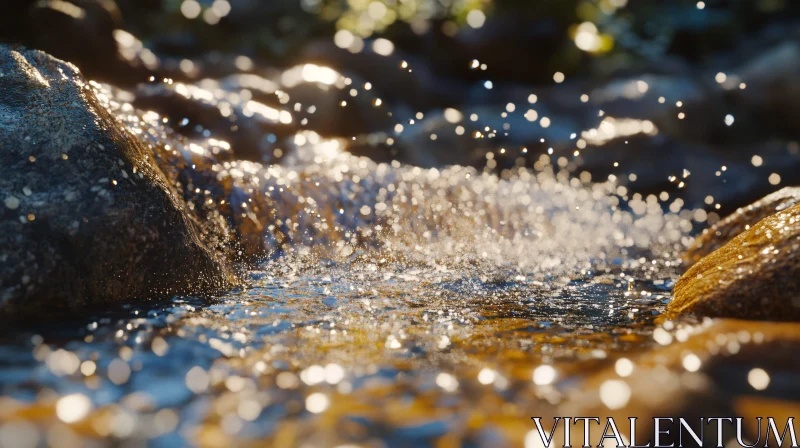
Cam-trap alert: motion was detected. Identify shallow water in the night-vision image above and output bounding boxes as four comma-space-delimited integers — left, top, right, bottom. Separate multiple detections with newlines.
0, 51, 775, 448
0, 258, 681, 447
0, 136, 688, 446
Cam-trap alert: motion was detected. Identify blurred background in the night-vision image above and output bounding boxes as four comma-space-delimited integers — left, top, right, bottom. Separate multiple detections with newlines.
3, 0, 800, 219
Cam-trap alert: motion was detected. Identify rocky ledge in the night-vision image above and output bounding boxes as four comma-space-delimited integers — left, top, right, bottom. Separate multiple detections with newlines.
670, 187, 800, 320
683, 187, 800, 266
0, 46, 237, 315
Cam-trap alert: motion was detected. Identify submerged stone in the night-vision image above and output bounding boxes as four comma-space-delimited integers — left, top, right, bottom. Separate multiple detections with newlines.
0, 46, 237, 315
670, 194, 800, 320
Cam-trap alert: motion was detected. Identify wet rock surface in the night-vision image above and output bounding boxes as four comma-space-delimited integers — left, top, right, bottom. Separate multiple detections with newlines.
685, 186, 800, 265
670, 197, 800, 321
0, 46, 236, 315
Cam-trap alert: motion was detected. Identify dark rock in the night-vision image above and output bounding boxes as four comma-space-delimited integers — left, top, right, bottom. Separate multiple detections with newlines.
27, 0, 122, 74
0, 46, 237, 315
669, 197, 800, 320
132, 67, 401, 162
280, 69, 397, 139
132, 79, 291, 162
0, 0, 36, 43
572, 136, 800, 214
2, 0, 155, 85
734, 41, 800, 137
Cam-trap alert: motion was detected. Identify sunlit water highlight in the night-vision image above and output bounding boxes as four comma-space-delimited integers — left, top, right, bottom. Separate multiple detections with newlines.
1, 62, 704, 447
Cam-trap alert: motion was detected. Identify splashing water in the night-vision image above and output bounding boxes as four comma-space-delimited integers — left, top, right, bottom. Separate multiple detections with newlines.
0, 65, 697, 447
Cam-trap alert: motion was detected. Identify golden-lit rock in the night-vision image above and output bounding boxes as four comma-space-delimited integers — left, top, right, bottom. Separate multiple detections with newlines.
684, 187, 800, 266
671, 199, 800, 320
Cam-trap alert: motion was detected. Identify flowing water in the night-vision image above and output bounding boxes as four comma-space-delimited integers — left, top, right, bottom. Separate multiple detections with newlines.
0, 56, 723, 448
